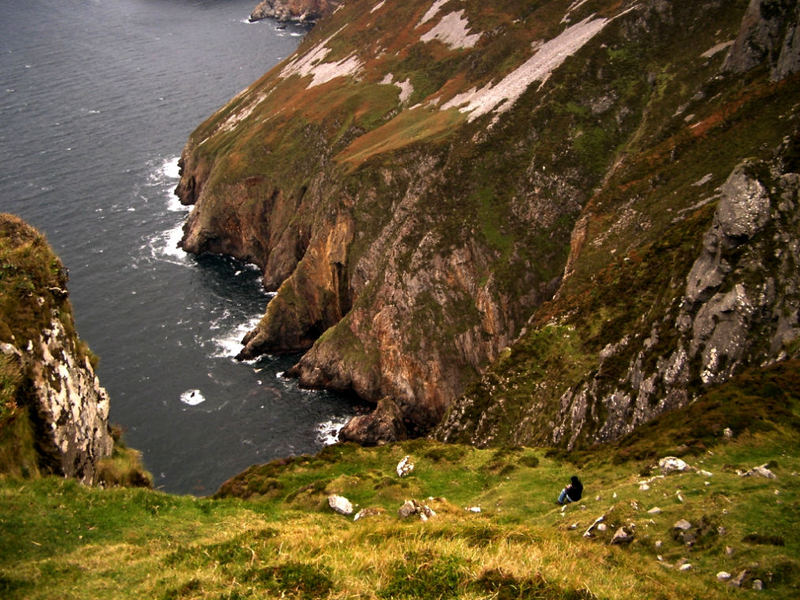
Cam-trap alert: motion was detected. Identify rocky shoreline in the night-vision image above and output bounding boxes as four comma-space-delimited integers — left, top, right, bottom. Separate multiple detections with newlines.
249, 0, 339, 24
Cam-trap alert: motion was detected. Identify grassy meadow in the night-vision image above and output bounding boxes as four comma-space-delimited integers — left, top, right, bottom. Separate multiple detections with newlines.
2, 385, 799, 599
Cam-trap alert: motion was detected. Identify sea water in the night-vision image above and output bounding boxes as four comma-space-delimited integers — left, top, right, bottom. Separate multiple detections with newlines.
0, 0, 356, 494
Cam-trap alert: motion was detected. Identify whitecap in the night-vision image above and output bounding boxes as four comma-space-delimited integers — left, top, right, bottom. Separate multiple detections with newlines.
315, 416, 350, 445
161, 156, 180, 179
180, 389, 206, 406
211, 314, 263, 359
146, 221, 189, 266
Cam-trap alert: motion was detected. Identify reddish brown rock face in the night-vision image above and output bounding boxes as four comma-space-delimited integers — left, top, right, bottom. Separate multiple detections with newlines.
177, 0, 800, 445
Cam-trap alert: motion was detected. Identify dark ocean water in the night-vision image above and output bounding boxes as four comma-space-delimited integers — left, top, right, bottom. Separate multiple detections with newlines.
0, 0, 356, 495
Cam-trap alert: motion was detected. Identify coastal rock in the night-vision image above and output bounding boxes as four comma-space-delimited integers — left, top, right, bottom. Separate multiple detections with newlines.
353, 506, 386, 521
398, 499, 436, 521
0, 215, 114, 484
250, 0, 339, 23
338, 398, 407, 445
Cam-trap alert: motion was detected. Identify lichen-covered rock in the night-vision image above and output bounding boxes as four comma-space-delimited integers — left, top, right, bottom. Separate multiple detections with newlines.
249, 0, 339, 23
328, 494, 354, 515
0, 214, 113, 484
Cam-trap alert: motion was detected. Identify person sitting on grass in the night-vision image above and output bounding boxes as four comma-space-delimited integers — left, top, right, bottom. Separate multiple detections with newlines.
557, 475, 583, 505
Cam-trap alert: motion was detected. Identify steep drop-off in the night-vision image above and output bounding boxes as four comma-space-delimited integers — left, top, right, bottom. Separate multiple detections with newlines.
0, 215, 114, 484
177, 0, 800, 445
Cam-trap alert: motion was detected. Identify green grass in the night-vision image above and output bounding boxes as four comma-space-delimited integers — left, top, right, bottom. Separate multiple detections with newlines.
2, 384, 799, 599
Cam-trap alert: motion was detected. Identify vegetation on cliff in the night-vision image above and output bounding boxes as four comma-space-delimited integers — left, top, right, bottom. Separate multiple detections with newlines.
0, 214, 149, 486
1, 365, 798, 598
176, 0, 800, 445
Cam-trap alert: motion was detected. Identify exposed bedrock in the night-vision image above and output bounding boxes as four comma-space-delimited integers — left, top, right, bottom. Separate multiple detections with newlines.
178, 0, 799, 445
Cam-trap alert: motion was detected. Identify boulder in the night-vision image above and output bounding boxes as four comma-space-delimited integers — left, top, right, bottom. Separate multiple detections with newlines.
396, 455, 414, 477
338, 397, 408, 445
398, 499, 436, 521
328, 494, 354, 515
717, 571, 732, 582
611, 526, 635, 545
658, 457, 689, 474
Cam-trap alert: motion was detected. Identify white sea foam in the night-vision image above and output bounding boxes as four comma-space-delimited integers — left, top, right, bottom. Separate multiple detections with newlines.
145, 221, 189, 266
211, 314, 262, 359
180, 389, 206, 406
161, 156, 180, 179
316, 416, 350, 445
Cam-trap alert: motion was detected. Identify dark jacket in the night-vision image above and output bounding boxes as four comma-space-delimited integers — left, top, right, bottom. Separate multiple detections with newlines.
566, 476, 583, 501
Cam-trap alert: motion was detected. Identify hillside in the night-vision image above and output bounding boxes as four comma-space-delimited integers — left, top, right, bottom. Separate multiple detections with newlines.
176, 0, 800, 446
1, 364, 798, 598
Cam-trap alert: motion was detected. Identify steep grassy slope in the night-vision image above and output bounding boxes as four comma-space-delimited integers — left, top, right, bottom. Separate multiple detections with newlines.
1, 366, 798, 598
177, 0, 799, 445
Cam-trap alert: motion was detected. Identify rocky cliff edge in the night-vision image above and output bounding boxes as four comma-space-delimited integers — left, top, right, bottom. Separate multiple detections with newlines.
0, 214, 114, 484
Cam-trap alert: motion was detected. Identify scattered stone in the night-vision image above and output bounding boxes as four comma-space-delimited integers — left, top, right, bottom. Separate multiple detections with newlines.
679, 563, 693, 572
611, 526, 635, 545
639, 482, 651, 491
630, 500, 640, 511
398, 499, 435, 521
596, 523, 607, 532
583, 515, 605, 538
568, 522, 579, 530
731, 569, 750, 588
328, 494, 354, 516
723, 427, 733, 439
725, 545, 735, 556
717, 571, 732, 582
752, 579, 763, 591
353, 507, 386, 521
659, 456, 689, 474
466, 506, 481, 513
396, 455, 414, 477
654, 540, 663, 550
739, 464, 777, 479
698, 469, 713, 477
717, 526, 726, 536
675, 491, 684, 502
673, 519, 693, 531
612, 492, 617, 499
647, 506, 662, 515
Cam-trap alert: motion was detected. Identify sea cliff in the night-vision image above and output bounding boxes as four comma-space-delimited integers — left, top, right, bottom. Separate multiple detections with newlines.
177, 0, 800, 446
0, 214, 145, 485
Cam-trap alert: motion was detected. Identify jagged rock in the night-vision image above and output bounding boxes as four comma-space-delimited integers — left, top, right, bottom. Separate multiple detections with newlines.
723, 0, 800, 81
398, 499, 436, 521
338, 398, 407, 445
328, 494, 354, 515
0, 215, 113, 485
249, 0, 339, 23
658, 457, 689, 474
731, 569, 751, 587
611, 526, 635, 545
717, 571, 732, 581
739, 464, 777, 479
353, 507, 386, 521
647, 507, 662, 515
396, 455, 414, 477
583, 515, 605, 538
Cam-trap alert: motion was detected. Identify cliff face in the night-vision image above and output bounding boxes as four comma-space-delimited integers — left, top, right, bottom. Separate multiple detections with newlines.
0, 215, 113, 483
177, 0, 800, 444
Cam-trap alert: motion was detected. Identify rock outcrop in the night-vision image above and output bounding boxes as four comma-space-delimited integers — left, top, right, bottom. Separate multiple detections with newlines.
249, 0, 339, 23
0, 214, 113, 484
177, 0, 800, 446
